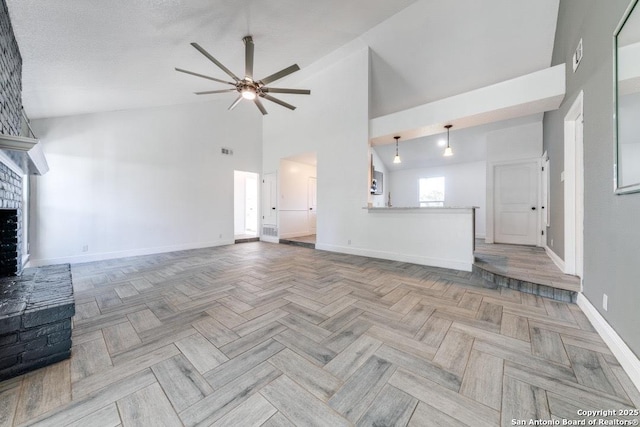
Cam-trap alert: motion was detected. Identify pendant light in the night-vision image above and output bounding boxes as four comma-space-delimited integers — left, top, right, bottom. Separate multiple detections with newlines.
443, 125, 453, 157
393, 136, 401, 164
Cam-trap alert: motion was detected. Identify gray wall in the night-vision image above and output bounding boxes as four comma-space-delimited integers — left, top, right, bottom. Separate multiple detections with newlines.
543, 0, 640, 357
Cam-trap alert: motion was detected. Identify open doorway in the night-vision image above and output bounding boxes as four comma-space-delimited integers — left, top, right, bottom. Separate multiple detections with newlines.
278, 152, 317, 248
234, 170, 259, 241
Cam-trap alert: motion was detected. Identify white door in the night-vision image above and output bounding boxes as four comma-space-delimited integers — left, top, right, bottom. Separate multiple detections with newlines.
494, 161, 539, 245
262, 173, 277, 226
308, 177, 317, 233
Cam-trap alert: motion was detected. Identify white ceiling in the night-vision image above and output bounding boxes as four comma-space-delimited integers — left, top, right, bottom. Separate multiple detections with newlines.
363, 0, 559, 118
7, 0, 559, 120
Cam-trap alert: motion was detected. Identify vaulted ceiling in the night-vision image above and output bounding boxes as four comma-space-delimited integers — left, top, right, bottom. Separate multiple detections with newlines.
7, 0, 559, 120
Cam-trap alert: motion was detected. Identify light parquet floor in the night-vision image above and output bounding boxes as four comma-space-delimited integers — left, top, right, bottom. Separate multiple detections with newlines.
474, 240, 581, 293
1, 242, 638, 426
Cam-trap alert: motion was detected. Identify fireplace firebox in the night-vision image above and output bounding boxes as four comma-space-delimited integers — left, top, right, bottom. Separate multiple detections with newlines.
0, 209, 19, 277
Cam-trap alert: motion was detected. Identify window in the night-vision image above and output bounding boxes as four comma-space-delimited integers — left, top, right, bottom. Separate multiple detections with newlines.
419, 177, 445, 207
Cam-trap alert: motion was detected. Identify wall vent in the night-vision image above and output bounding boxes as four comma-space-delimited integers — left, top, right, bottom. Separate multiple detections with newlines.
573, 38, 583, 72
262, 226, 278, 237
221, 147, 234, 155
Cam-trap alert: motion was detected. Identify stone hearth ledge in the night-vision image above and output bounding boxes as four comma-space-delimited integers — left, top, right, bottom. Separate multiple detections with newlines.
0, 264, 74, 380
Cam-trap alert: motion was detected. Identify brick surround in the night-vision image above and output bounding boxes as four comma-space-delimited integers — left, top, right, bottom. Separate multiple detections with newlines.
0, 0, 75, 380
1, 0, 23, 137
1, 0, 24, 277
0, 167, 22, 276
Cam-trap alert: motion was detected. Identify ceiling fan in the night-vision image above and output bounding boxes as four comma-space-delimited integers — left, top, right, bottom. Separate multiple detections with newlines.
176, 36, 310, 115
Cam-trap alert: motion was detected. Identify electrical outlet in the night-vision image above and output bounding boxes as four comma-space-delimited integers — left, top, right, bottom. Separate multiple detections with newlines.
347, 239, 351, 245
550, 239, 554, 247
82, 245, 88, 252
603, 294, 608, 311
219, 234, 222, 239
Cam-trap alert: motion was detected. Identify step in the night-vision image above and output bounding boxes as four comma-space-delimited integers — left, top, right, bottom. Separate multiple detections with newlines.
279, 239, 315, 249
472, 260, 579, 303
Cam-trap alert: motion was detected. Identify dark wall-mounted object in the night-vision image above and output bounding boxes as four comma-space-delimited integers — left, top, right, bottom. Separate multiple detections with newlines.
371, 170, 383, 195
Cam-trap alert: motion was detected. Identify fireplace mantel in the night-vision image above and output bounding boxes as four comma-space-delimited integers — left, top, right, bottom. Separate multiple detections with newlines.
0, 134, 49, 175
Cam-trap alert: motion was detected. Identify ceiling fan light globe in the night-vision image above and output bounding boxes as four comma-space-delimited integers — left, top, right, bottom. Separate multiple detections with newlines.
241, 89, 256, 100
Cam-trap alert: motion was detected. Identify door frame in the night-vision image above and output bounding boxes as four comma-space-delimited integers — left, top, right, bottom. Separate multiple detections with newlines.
261, 171, 279, 243
564, 91, 584, 278
307, 176, 317, 234
233, 170, 260, 238
541, 151, 550, 248
487, 157, 542, 245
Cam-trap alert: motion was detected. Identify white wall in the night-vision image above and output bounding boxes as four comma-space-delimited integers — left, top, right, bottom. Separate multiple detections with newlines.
389, 161, 487, 238
279, 159, 317, 238
30, 100, 262, 265
485, 121, 543, 243
263, 43, 371, 251
263, 44, 474, 270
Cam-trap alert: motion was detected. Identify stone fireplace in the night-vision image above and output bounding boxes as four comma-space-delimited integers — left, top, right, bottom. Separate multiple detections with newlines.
0, 0, 74, 380
0, 158, 75, 381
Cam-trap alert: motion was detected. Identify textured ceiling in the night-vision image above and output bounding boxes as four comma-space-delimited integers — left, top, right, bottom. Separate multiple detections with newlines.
7, 0, 558, 120
7, 0, 417, 118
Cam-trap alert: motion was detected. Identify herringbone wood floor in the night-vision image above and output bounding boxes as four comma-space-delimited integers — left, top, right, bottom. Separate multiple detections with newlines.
1, 242, 638, 426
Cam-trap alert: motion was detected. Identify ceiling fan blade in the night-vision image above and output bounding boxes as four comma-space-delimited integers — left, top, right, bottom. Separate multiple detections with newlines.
194, 89, 237, 95
243, 36, 254, 81
262, 94, 296, 110
228, 95, 243, 111
191, 42, 240, 82
254, 98, 268, 115
258, 64, 300, 86
175, 68, 235, 86
262, 87, 310, 95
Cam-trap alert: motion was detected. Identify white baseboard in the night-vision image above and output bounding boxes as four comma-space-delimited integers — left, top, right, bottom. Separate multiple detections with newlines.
315, 243, 472, 272
577, 293, 640, 394
26, 239, 235, 267
260, 236, 279, 244
545, 245, 566, 272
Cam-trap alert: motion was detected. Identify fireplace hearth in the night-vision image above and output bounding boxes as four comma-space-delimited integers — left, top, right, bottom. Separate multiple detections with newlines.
0, 264, 74, 380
